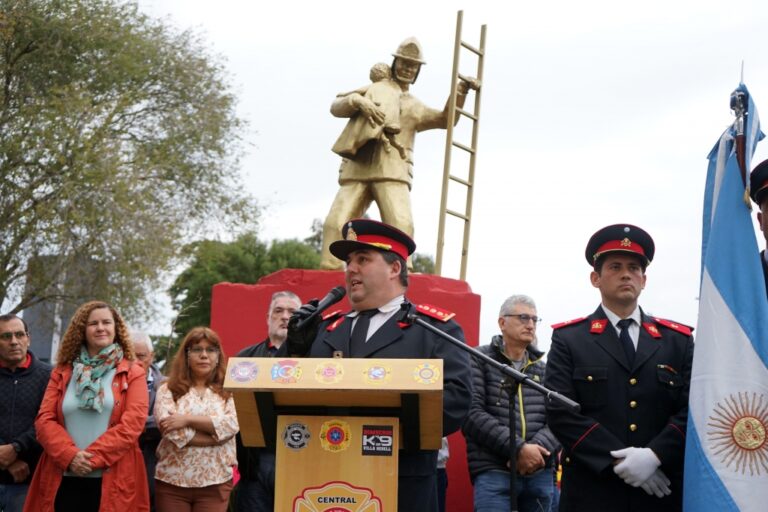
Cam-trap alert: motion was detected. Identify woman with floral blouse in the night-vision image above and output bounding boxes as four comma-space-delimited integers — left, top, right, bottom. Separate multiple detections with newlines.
154, 327, 238, 512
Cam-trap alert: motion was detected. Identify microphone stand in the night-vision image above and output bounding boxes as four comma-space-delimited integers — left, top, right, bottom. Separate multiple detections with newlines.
403, 311, 580, 512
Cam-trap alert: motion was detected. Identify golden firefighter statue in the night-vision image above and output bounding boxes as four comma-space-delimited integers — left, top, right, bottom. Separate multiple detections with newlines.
320, 37, 479, 269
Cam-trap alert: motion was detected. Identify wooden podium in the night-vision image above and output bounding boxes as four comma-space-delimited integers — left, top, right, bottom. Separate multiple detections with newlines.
225, 357, 444, 512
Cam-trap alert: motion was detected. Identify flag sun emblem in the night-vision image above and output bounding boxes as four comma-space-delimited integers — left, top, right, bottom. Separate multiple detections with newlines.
707, 392, 768, 476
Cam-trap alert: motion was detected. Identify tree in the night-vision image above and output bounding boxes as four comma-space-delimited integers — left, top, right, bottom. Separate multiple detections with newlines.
0, 0, 256, 319
169, 233, 320, 338
304, 218, 323, 253
412, 253, 435, 274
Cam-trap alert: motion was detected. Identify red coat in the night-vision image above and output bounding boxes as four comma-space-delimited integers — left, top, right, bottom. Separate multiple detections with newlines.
24, 358, 150, 512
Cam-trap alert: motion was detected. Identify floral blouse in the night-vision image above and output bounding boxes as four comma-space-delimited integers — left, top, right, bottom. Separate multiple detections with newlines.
154, 383, 239, 487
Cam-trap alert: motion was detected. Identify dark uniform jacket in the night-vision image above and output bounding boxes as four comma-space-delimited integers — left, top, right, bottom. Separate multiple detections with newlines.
545, 306, 694, 512
0, 351, 52, 485
761, 250, 768, 298
235, 339, 276, 482
462, 336, 559, 480
307, 301, 473, 512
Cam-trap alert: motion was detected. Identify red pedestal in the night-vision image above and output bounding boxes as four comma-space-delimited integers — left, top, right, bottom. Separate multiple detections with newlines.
210, 268, 480, 512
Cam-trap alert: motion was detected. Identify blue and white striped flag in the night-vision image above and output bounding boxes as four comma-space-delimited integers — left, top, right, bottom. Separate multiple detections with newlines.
684, 83, 768, 512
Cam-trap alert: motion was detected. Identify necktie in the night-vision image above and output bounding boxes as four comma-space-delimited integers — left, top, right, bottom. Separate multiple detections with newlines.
350, 309, 378, 357
617, 318, 635, 365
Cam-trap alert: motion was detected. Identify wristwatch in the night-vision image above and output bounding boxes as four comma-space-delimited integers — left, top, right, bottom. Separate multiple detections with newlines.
11, 442, 21, 453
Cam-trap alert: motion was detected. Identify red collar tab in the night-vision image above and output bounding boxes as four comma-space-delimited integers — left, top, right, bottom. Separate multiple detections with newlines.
551, 317, 587, 330
653, 318, 693, 336
322, 309, 344, 321
594, 239, 646, 261
589, 319, 608, 334
326, 316, 346, 332
415, 303, 455, 322
397, 321, 412, 329
642, 322, 662, 339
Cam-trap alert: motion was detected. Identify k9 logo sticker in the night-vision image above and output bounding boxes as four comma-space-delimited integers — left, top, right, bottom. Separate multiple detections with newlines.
361, 425, 394, 456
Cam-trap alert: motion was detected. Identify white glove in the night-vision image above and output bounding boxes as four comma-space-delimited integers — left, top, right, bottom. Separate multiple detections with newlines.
640, 469, 672, 498
610, 447, 661, 486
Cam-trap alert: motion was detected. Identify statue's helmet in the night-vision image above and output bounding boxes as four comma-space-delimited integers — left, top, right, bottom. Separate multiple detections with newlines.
392, 37, 426, 65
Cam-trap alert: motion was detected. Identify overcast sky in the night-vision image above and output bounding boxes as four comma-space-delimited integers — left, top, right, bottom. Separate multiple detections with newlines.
138, 0, 768, 351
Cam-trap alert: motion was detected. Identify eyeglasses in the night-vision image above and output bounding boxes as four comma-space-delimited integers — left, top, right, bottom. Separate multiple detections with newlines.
503, 314, 541, 324
0, 331, 28, 341
187, 347, 220, 356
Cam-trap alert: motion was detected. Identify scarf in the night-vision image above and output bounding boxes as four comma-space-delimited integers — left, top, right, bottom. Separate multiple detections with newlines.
72, 343, 123, 412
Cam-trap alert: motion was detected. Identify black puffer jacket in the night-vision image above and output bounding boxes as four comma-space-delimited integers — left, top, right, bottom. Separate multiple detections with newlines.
462, 335, 560, 480
0, 350, 52, 484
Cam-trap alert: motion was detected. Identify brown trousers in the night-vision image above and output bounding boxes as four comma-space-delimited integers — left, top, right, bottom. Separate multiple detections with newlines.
155, 479, 233, 512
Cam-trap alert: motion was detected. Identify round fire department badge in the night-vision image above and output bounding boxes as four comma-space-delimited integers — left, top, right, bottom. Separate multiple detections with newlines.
320, 419, 351, 452
412, 362, 441, 385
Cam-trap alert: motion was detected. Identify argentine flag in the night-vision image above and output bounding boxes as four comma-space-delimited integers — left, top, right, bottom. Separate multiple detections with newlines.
684, 83, 768, 512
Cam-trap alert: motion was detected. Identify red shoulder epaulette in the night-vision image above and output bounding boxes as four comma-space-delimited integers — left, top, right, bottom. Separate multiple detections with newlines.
324, 310, 346, 332
551, 317, 588, 330
322, 309, 344, 321
415, 303, 455, 322
653, 317, 694, 336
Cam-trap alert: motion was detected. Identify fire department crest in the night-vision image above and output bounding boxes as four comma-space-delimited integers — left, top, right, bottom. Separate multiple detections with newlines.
282, 422, 311, 450
229, 361, 258, 383
412, 363, 441, 385
315, 362, 344, 384
271, 360, 303, 384
363, 365, 392, 384
320, 419, 351, 452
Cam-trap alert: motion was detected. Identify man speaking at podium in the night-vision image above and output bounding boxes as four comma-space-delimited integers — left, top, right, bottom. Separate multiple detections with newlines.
285, 218, 472, 512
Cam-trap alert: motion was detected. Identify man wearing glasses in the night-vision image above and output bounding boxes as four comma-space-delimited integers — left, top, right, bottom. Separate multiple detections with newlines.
0, 314, 51, 512
545, 224, 693, 512
462, 295, 560, 512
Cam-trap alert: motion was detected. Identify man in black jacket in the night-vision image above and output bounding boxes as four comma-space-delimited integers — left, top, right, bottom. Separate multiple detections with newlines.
545, 224, 693, 512
750, 158, 768, 297
0, 313, 52, 512
287, 218, 472, 512
463, 295, 559, 512
235, 290, 301, 512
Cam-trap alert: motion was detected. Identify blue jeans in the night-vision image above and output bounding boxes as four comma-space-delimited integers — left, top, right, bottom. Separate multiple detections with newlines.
474, 469, 553, 512
0, 483, 28, 512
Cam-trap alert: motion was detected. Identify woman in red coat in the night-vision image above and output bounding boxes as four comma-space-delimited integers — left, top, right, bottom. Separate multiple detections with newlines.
24, 301, 149, 512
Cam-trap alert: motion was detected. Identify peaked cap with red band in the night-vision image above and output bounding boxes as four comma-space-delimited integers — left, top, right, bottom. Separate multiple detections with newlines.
330, 218, 416, 261
585, 224, 655, 267
750, 158, 768, 206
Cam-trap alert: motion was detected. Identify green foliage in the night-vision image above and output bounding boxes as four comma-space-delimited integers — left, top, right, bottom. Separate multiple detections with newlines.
169, 233, 320, 337
0, 0, 256, 319
304, 218, 323, 253
150, 334, 175, 373
412, 253, 436, 274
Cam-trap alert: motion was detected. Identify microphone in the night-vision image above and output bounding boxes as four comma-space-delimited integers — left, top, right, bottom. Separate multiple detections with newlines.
294, 286, 347, 330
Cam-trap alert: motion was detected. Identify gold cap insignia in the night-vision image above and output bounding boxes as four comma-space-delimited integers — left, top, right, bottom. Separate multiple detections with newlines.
346, 226, 357, 241
620, 238, 632, 247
